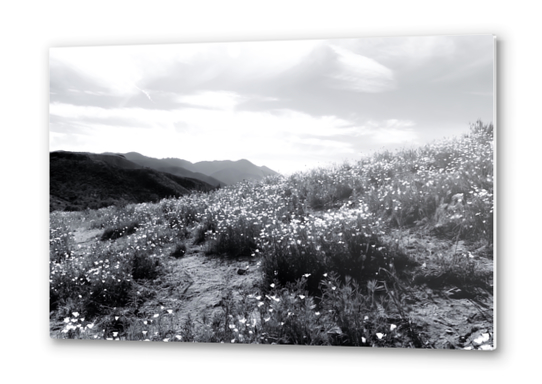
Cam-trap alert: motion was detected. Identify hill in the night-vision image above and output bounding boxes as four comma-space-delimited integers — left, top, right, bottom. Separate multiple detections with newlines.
193, 158, 279, 184
50, 122, 494, 349
121, 152, 225, 188
50, 151, 216, 212
120, 152, 279, 186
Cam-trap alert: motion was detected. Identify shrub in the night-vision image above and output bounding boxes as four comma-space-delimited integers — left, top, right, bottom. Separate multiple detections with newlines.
170, 242, 187, 258
131, 250, 161, 281
101, 220, 140, 241
206, 216, 259, 258
193, 218, 217, 245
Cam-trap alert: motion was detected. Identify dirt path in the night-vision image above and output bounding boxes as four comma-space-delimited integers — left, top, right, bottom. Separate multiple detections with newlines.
70, 224, 262, 331
67, 223, 493, 348
141, 247, 262, 324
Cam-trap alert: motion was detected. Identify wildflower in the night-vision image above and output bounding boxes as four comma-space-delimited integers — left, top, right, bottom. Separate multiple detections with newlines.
473, 333, 490, 345
390, 324, 397, 331
376, 333, 384, 339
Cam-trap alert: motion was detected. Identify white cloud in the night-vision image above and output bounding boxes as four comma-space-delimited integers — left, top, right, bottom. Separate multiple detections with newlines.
49, 36, 493, 173
50, 44, 203, 97
363, 119, 418, 145
178, 91, 244, 110
328, 45, 395, 93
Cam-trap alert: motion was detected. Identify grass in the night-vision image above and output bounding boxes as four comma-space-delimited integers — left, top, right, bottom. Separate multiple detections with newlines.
50, 121, 494, 349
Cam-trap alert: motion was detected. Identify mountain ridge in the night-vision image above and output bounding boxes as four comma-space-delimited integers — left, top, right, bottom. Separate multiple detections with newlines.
50, 151, 216, 212
117, 152, 280, 186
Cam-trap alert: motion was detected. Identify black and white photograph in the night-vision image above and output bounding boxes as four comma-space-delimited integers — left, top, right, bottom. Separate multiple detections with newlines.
49, 35, 495, 349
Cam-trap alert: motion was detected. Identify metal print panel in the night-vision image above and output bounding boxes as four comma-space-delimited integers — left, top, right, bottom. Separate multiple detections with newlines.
49, 34, 495, 349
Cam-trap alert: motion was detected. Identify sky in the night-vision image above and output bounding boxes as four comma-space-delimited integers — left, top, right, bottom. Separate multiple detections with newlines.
49, 35, 494, 175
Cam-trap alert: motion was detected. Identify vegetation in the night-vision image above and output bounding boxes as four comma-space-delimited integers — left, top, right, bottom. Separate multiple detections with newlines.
50, 151, 216, 212
50, 121, 494, 349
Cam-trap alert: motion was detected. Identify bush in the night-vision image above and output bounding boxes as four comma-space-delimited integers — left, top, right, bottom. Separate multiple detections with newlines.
171, 242, 187, 258
206, 216, 259, 258
101, 220, 140, 241
193, 218, 217, 245
131, 250, 161, 281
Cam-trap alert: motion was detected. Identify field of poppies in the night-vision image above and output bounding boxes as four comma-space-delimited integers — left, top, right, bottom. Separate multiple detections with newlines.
50, 121, 494, 349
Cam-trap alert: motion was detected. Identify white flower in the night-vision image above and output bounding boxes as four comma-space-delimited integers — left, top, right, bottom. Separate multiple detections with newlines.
376, 333, 384, 339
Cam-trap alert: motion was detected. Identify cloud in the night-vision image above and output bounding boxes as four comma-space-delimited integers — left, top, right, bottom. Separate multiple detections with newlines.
327, 45, 395, 93
177, 91, 245, 110
49, 35, 494, 173
365, 120, 418, 145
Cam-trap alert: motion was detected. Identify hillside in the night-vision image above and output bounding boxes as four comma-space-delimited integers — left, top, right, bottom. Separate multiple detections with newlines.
121, 152, 279, 186
50, 151, 216, 212
50, 121, 494, 349
194, 159, 279, 184
120, 152, 225, 188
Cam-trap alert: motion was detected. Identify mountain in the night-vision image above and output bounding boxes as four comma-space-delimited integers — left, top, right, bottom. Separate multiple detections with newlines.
121, 152, 225, 188
50, 151, 216, 212
118, 153, 280, 186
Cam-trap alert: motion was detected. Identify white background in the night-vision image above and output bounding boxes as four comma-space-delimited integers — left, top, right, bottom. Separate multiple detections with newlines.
1, 1, 538, 382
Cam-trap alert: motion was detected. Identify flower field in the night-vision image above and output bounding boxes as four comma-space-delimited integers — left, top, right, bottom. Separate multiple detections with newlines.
50, 121, 494, 349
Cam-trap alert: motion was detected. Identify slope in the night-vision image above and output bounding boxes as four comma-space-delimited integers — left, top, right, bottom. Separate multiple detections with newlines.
50, 151, 215, 212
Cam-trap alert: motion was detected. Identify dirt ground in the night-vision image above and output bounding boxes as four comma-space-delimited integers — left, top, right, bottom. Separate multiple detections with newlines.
67, 224, 494, 349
